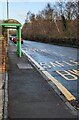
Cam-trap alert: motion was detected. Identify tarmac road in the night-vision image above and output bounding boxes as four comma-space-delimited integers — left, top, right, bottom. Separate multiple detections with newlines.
22, 40, 79, 100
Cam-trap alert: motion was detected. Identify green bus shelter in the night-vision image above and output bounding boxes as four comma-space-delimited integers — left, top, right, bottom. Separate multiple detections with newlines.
0, 19, 22, 57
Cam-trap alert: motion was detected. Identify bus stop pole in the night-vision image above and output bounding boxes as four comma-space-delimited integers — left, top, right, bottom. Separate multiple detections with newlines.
18, 27, 21, 57
16, 28, 19, 54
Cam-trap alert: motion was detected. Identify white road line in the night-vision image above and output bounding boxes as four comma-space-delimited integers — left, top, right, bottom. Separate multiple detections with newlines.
22, 49, 76, 101
22, 49, 45, 71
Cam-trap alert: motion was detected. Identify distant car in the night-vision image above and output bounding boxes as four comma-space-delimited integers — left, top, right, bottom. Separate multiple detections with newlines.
13, 37, 17, 43
9, 36, 13, 41
9, 36, 16, 41
13, 37, 23, 44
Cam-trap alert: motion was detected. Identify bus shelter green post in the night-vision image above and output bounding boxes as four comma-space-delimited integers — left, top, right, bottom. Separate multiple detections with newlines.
0, 22, 22, 57
18, 27, 21, 57
16, 28, 19, 53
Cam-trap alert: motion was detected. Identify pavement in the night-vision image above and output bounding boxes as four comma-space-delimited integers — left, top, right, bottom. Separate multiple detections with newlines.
5, 41, 79, 119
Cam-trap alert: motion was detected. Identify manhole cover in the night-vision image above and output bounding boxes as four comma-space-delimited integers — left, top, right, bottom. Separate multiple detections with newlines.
17, 63, 33, 69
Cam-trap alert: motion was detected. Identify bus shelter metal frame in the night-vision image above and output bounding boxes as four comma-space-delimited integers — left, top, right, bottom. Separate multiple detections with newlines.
0, 23, 22, 57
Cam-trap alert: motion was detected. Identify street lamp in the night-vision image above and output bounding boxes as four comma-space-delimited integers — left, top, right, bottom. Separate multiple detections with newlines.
7, 0, 9, 19
7, 0, 9, 44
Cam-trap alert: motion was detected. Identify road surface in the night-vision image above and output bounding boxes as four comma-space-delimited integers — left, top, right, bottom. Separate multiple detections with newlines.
22, 40, 79, 100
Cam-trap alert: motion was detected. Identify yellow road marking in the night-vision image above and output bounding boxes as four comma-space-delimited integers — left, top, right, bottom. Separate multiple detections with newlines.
56, 70, 77, 80
50, 62, 61, 67
42, 71, 76, 101
70, 60, 79, 65
63, 61, 75, 66
68, 69, 79, 76
22, 49, 76, 101
40, 62, 52, 68
55, 61, 64, 67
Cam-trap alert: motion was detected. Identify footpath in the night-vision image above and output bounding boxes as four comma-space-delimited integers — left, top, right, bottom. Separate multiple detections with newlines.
4, 41, 79, 119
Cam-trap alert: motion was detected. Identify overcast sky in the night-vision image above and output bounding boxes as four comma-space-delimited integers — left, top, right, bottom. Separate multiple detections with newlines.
0, 0, 77, 2
0, 0, 65, 2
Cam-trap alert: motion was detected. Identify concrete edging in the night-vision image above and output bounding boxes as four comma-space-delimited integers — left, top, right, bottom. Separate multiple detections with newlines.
3, 72, 8, 119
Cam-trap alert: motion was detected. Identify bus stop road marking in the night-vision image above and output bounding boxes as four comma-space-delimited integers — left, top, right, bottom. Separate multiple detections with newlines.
42, 71, 76, 101
56, 70, 78, 81
22, 49, 76, 101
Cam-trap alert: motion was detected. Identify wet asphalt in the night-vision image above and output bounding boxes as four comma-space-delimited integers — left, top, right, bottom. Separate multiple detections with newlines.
7, 42, 78, 118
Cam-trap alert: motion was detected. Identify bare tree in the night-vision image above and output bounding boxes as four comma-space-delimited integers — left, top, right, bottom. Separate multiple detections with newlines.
65, 2, 78, 20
